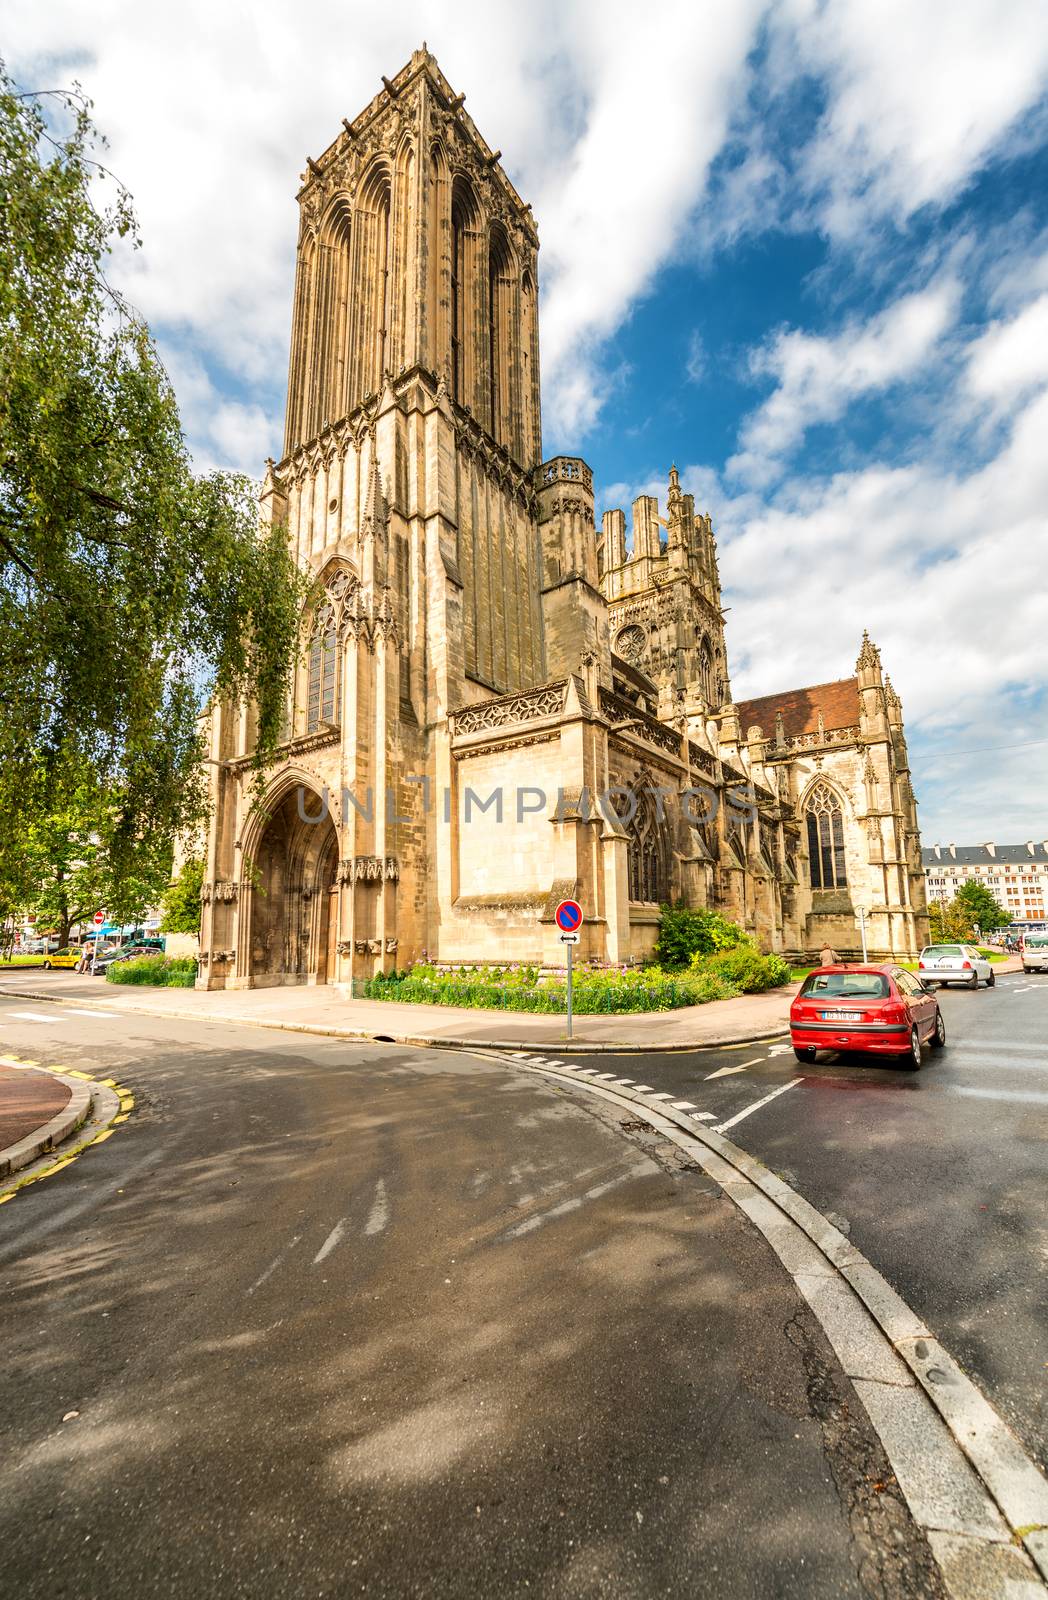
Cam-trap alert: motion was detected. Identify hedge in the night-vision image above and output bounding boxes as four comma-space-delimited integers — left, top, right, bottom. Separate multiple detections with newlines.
107, 955, 198, 988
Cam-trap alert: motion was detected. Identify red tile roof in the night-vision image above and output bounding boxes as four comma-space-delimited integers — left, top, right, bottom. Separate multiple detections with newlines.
736, 676, 860, 741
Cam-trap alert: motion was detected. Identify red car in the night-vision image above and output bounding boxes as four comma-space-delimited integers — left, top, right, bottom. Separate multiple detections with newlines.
790, 964, 946, 1070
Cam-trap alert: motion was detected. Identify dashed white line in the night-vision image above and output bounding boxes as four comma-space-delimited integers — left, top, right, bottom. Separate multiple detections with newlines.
715, 1079, 802, 1132
313, 1220, 347, 1264
66, 1008, 119, 1019
671, 1101, 698, 1111
248, 1234, 302, 1294
9, 1011, 55, 1023
364, 1177, 389, 1236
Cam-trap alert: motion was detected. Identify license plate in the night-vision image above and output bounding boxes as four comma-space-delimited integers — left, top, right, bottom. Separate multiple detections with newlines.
821, 1010, 861, 1022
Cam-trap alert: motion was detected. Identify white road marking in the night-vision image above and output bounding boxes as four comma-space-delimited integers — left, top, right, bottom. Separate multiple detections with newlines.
671, 1101, 698, 1110
765, 1043, 795, 1057
503, 1160, 651, 1238
8, 1011, 56, 1023
715, 1079, 802, 1133
650, 1092, 677, 1101
705, 1063, 749, 1080
633, 1083, 656, 1092
949, 1085, 1048, 1106
364, 1177, 389, 1236
248, 1234, 302, 1294
690, 1112, 717, 1121
66, 1008, 119, 1019
313, 1220, 347, 1264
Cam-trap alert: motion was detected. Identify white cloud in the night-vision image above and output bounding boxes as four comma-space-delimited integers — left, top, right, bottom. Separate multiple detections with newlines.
729, 279, 959, 479
965, 293, 1048, 402
684, 330, 706, 384
780, 0, 1048, 237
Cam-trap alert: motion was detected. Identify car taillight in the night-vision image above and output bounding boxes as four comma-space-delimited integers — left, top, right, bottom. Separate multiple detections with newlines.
962, 960, 972, 969
883, 1004, 907, 1025
918, 960, 926, 969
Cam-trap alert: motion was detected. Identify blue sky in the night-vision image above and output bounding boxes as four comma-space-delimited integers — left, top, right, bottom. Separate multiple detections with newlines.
8, 0, 1048, 842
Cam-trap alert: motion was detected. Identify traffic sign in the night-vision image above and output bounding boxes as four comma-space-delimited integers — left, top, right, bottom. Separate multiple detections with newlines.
554, 899, 583, 933
93, 911, 105, 925
559, 931, 580, 945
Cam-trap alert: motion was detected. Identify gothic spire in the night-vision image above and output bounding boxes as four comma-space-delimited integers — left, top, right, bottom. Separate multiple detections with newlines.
856, 630, 881, 672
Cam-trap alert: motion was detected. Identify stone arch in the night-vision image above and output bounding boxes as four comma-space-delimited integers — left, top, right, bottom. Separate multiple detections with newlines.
450, 173, 483, 409
241, 775, 340, 987
627, 782, 669, 904
352, 159, 393, 399
487, 219, 517, 449
801, 778, 849, 892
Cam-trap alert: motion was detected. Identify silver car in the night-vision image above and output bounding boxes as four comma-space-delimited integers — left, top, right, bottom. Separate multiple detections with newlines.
918, 944, 995, 989
1022, 933, 1048, 974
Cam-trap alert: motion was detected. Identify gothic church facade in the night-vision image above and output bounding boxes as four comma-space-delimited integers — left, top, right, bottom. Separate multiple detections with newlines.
198, 48, 928, 989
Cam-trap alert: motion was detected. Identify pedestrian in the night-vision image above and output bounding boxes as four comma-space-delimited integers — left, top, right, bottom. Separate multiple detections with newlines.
819, 943, 839, 967
77, 942, 93, 975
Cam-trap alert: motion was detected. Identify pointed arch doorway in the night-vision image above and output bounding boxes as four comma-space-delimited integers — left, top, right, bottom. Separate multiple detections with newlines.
247, 785, 339, 986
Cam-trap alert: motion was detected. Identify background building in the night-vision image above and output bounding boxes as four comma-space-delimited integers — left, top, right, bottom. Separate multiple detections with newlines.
924, 842, 1048, 925
197, 48, 928, 989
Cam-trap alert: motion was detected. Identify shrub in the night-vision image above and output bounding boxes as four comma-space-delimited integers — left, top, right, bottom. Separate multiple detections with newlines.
361, 962, 739, 1013
693, 946, 792, 992
653, 903, 749, 969
107, 955, 198, 988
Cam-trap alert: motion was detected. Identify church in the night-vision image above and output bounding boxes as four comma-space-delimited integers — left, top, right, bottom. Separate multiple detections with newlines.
197, 47, 929, 990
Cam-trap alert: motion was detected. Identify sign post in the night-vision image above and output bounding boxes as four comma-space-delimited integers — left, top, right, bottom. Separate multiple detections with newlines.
554, 900, 584, 1039
856, 907, 868, 963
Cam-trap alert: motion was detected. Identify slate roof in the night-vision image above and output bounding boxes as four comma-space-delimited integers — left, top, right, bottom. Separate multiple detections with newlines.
922, 842, 1048, 866
736, 677, 861, 741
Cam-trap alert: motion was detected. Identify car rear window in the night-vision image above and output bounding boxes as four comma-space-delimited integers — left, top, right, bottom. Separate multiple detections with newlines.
921, 945, 963, 957
800, 972, 890, 998
1026, 935, 1048, 948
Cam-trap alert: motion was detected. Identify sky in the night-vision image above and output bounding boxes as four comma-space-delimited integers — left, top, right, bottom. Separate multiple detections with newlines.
7, 0, 1048, 844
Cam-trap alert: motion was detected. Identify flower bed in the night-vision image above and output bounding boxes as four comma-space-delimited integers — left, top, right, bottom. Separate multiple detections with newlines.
363, 962, 743, 1013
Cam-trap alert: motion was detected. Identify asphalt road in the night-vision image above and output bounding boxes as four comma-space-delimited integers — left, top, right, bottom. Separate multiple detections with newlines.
564, 972, 1048, 1476
0, 998, 943, 1600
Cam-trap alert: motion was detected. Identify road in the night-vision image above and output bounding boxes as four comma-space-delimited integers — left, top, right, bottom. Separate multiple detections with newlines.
557, 972, 1048, 1477
0, 994, 943, 1600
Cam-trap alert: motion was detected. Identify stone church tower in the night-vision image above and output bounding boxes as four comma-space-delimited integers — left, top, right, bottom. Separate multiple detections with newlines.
196, 48, 927, 989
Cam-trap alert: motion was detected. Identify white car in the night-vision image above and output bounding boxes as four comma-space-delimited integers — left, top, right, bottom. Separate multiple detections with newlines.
918, 944, 995, 989
1022, 933, 1048, 974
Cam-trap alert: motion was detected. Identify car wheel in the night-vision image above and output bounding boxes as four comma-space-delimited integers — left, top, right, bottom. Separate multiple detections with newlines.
42, 960, 51, 970
987, 970, 995, 987
904, 1026, 922, 1070
929, 1009, 946, 1050
794, 1046, 816, 1064
969, 970, 979, 989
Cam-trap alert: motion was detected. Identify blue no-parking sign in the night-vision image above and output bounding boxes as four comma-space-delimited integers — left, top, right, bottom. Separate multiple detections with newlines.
554, 899, 583, 933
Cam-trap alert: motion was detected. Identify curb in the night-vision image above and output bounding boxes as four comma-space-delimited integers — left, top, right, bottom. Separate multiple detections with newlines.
496, 1053, 1048, 1598
0, 985, 790, 1055
0, 1071, 93, 1180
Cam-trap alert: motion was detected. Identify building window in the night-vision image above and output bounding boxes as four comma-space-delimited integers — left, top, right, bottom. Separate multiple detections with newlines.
805, 781, 847, 891
306, 606, 338, 732
627, 789, 666, 903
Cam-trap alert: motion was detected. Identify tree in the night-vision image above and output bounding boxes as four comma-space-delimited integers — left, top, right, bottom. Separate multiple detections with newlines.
927, 898, 972, 944
954, 880, 1010, 937
160, 856, 205, 936
0, 69, 307, 895
23, 769, 172, 945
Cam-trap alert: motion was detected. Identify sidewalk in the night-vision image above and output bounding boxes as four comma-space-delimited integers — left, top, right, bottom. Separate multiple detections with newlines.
0, 1062, 93, 1181
0, 972, 793, 1051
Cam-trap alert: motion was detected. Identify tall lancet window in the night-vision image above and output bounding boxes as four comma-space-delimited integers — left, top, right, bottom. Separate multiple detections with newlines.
488, 224, 514, 448
805, 781, 847, 890
627, 789, 666, 904
306, 605, 338, 733
450, 177, 480, 410
355, 166, 392, 400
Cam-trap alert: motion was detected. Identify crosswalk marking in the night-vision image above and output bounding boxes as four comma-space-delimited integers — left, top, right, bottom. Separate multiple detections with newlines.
9, 1012, 55, 1024
66, 1008, 119, 1019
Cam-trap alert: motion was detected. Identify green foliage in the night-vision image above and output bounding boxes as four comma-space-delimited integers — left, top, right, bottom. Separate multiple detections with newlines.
653, 902, 749, 969
160, 856, 204, 935
362, 963, 739, 1013
953, 880, 1010, 936
0, 69, 307, 894
21, 763, 172, 943
106, 954, 197, 987
693, 946, 792, 992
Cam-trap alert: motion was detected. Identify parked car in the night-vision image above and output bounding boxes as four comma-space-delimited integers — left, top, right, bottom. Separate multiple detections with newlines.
1022, 932, 1048, 974
790, 964, 945, 1069
917, 944, 995, 989
40, 946, 82, 970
